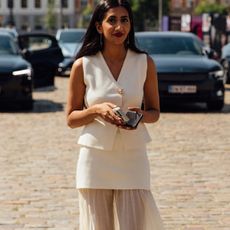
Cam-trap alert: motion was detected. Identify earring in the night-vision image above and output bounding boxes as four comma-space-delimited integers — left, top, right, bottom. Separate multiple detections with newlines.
100, 33, 103, 48
125, 35, 130, 46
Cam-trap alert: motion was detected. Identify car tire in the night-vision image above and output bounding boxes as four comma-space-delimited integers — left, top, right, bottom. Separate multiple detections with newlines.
21, 101, 34, 111
207, 100, 224, 111
227, 70, 230, 84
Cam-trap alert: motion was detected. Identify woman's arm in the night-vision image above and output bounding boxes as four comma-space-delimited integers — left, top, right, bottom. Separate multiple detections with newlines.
142, 55, 160, 123
66, 58, 122, 129
124, 55, 160, 127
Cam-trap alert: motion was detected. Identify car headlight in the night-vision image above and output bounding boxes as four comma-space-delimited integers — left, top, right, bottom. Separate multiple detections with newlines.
12, 68, 32, 77
209, 70, 224, 80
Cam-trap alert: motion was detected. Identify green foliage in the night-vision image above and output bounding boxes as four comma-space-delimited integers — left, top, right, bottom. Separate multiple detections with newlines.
44, 0, 56, 30
81, 4, 93, 28
130, 0, 169, 31
83, 4, 93, 16
195, 0, 228, 15
131, 0, 140, 12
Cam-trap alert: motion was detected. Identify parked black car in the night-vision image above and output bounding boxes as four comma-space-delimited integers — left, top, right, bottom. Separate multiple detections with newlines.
0, 31, 63, 110
0, 32, 33, 110
135, 31, 225, 111
18, 33, 64, 88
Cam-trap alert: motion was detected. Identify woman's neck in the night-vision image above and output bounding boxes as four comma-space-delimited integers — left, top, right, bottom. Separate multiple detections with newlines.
102, 44, 127, 61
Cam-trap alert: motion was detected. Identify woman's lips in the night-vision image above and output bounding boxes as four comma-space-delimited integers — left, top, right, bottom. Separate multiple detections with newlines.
113, 32, 124, 37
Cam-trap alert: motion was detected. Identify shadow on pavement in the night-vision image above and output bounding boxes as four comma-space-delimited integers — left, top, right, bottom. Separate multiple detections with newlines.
222, 103, 230, 113
32, 99, 64, 113
33, 86, 57, 92
161, 102, 230, 114
0, 100, 63, 113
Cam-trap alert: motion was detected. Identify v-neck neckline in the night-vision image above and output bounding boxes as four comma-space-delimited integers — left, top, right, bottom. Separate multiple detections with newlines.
99, 49, 129, 83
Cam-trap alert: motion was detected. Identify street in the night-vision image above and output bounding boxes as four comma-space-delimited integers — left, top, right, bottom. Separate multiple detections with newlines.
0, 76, 229, 230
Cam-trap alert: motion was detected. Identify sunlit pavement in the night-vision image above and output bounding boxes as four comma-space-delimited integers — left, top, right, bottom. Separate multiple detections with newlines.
0, 77, 229, 230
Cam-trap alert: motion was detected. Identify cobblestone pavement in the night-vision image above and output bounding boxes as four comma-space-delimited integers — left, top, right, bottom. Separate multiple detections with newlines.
0, 77, 229, 230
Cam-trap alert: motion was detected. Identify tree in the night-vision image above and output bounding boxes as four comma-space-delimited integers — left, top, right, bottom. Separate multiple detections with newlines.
81, 4, 93, 28
130, 0, 169, 31
45, 0, 56, 31
195, 0, 228, 15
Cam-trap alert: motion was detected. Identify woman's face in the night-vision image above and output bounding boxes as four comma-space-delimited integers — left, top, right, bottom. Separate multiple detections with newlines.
97, 6, 131, 47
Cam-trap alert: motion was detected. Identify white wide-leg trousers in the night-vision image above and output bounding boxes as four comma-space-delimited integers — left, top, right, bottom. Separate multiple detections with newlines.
78, 189, 164, 230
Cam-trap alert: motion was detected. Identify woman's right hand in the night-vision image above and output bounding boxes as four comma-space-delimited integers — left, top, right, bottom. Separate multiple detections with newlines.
93, 102, 124, 126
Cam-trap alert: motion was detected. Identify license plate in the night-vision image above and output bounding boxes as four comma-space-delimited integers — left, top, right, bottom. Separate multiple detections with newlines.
168, 85, 197, 94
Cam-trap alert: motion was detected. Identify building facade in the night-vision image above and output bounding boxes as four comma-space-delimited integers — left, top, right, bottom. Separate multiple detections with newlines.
0, 0, 90, 32
170, 0, 230, 16
169, 0, 230, 31
169, 0, 230, 50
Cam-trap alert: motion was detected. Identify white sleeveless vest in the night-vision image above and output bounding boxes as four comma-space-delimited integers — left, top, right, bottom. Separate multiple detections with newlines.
77, 49, 152, 150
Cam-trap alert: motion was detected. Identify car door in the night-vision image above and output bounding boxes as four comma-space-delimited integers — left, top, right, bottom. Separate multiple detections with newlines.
18, 33, 64, 88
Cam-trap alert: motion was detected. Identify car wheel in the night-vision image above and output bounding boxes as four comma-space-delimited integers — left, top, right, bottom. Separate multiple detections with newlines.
221, 60, 229, 84
21, 101, 34, 111
207, 100, 224, 111
227, 70, 230, 84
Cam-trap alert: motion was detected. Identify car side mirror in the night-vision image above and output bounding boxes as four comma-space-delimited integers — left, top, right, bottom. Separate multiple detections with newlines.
203, 47, 219, 60
21, 49, 31, 58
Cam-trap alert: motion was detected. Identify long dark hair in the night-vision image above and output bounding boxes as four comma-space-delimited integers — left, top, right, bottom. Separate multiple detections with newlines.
76, 0, 144, 59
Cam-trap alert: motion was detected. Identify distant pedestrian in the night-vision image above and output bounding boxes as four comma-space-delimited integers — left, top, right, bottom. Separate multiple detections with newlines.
66, 0, 164, 229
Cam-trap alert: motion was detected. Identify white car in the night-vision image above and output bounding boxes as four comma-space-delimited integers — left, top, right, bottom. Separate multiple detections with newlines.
56, 28, 86, 76
221, 43, 230, 84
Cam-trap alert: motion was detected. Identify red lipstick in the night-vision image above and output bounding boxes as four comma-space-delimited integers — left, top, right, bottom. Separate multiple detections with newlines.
113, 32, 123, 37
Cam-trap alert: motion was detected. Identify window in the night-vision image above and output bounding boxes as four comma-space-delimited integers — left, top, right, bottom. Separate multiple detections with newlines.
136, 36, 202, 56
81, 0, 87, 8
7, 0, 14, 8
172, 0, 180, 8
34, 16, 43, 30
59, 30, 85, 43
61, 0, 68, 8
26, 37, 52, 51
0, 36, 17, 55
34, 0, 41, 8
186, 0, 193, 8
21, 0, 28, 8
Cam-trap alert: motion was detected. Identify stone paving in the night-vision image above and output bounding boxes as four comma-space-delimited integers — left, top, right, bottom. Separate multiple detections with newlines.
0, 77, 229, 230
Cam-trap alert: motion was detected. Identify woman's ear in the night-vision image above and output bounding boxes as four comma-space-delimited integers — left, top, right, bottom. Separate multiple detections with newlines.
95, 22, 102, 34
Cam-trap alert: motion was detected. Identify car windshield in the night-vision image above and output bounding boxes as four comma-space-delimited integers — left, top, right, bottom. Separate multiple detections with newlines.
0, 28, 18, 39
0, 36, 17, 55
136, 35, 203, 56
59, 31, 85, 43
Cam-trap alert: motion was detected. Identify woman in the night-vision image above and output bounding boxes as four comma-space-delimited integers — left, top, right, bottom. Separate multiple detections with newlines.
66, 0, 164, 229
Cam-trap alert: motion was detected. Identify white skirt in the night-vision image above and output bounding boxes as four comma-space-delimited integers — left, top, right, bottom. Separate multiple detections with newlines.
78, 189, 164, 230
76, 130, 150, 189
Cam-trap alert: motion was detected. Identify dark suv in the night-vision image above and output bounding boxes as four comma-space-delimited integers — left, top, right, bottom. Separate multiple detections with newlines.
0, 31, 63, 110
136, 31, 225, 111
0, 32, 33, 110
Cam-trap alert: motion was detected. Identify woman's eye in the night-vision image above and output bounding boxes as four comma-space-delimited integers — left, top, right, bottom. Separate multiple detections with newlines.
121, 17, 129, 23
108, 17, 116, 24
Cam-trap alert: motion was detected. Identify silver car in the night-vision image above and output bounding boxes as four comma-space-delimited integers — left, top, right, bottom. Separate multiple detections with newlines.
56, 28, 86, 76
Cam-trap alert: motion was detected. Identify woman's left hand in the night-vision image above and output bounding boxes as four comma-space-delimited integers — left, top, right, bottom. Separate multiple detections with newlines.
116, 107, 142, 130
127, 107, 142, 113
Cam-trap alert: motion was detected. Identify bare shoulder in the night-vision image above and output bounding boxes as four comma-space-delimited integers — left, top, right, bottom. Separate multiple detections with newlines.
146, 55, 157, 78
72, 57, 83, 73
146, 55, 156, 70
70, 57, 84, 81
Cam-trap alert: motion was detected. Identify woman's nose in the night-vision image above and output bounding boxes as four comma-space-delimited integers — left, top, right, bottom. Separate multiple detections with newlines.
115, 22, 122, 30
